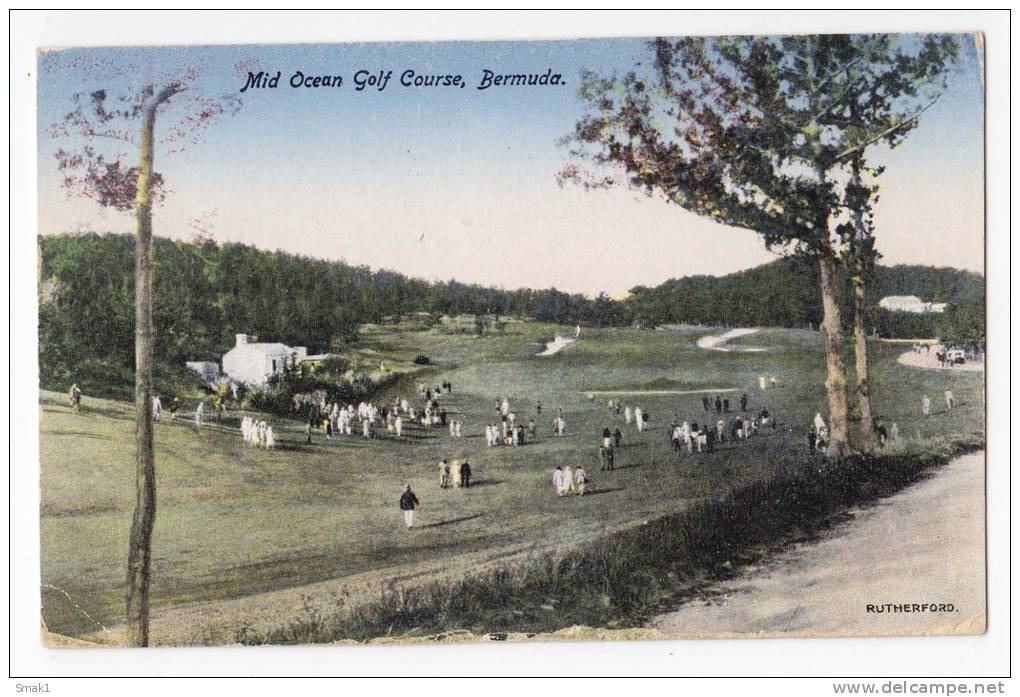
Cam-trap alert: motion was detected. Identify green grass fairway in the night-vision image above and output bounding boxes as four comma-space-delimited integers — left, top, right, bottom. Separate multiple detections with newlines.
39, 323, 984, 643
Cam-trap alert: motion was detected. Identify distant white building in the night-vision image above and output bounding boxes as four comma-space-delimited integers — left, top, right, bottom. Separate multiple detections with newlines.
221, 334, 307, 386
878, 295, 947, 315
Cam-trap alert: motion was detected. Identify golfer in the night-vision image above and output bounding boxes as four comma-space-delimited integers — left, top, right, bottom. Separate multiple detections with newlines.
399, 485, 420, 529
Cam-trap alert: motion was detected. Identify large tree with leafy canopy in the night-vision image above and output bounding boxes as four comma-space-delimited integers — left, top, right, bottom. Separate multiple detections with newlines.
826, 35, 958, 450
560, 33, 958, 456
44, 53, 241, 645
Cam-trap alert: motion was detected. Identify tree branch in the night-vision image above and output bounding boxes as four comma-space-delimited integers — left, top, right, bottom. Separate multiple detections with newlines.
831, 95, 941, 165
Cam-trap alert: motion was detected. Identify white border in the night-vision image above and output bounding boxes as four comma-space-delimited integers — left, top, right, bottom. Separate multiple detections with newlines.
7, 9, 1012, 682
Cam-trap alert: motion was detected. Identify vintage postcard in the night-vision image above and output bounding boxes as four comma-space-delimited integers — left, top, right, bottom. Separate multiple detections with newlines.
36, 32, 986, 649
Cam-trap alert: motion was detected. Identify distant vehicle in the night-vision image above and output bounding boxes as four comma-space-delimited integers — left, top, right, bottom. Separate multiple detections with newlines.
946, 349, 967, 365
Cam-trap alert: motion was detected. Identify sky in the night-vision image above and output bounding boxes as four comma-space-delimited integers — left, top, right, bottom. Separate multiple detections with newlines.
36, 36, 985, 296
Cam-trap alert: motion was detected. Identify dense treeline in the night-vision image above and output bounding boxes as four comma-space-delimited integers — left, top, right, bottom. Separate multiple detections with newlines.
38, 234, 607, 389
38, 234, 984, 392
626, 257, 985, 342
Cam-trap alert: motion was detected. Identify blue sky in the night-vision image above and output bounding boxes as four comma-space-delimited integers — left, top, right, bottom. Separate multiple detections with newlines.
37, 36, 984, 295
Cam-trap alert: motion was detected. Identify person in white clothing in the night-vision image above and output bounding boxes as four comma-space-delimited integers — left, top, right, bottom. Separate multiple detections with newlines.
624, 406, 632, 424
265, 426, 275, 450
152, 396, 162, 422
552, 466, 565, 496
561, 465, 574, 496
573, 465, 587, 495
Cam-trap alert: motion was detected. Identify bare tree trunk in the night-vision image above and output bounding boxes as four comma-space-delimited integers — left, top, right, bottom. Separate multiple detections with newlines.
818, 254, 851, 457
125, 103, 157, 647
851, 262, 879, 452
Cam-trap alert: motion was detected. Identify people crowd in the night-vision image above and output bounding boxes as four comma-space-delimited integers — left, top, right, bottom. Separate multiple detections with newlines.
60, 336, 966, 535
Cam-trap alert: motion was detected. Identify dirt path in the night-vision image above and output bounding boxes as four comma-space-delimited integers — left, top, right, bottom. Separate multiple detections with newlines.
696, 328, 764, 352
897, 349, 984, 373
650, 451, 986, 637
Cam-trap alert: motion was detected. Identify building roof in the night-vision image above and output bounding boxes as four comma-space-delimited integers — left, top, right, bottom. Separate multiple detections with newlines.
227, 342, 293, 355
878, 295, 947, 314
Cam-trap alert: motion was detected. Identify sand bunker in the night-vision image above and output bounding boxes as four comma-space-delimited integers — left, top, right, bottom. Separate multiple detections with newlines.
536, 335, 577, 356
696, 328, 765, 352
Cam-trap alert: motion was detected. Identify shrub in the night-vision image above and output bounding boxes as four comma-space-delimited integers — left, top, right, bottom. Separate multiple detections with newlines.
413, 354, 432, 365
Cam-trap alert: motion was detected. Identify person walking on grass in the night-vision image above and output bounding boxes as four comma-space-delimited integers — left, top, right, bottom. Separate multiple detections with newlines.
740, 393, 748, 412
460, 460, 472, 488
438, 459, 450, 489
552, 465, 565, 496
553, 415, 566, 437
399, 485, 420, 529
69, 383, 82, 413
702, 395, 710, 412
574, 465, 588, 496
194, 401, 204, 431
562, 465, 575, 495
944, 389, 955, 412
152, 395, 162, 422
922, 395, 932, 417
602, 426, 612, 449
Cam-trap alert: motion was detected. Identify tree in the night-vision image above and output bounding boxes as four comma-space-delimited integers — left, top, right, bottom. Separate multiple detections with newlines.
824, 35, 959, 451
45, 54, 240, 645
841, 160, 882, 449
561, 34, 958, 456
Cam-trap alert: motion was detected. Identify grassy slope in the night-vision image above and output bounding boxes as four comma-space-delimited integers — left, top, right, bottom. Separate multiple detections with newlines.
39, 323, 984, 642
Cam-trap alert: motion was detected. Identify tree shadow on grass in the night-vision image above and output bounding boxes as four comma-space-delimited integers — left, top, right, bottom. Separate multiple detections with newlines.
464, 479, 504, 488
40, 429, 114, 440
276, 443, 320, 454
580, 486, 625, 496
418, 513, 485, 529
